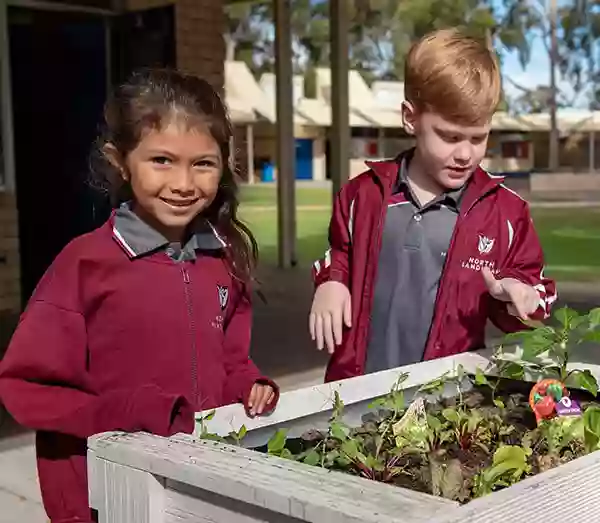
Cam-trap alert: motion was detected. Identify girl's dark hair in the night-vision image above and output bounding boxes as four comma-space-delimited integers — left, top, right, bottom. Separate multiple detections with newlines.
91, 69, 258, 284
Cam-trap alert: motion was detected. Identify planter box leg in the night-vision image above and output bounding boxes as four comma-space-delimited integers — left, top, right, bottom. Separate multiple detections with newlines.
89, 450, 165, 523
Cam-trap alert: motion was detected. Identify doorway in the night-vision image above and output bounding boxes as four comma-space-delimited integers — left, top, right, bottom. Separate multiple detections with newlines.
9, 6, 111, 301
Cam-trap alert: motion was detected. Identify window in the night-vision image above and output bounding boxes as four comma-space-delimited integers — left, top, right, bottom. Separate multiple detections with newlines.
501, 141, 529, 159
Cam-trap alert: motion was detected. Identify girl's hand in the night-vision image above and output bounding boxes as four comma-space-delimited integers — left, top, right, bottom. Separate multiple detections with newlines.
247, 383, 276, 417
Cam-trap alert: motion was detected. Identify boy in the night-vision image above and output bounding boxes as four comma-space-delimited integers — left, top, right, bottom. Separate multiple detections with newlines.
309, 28, 556, 382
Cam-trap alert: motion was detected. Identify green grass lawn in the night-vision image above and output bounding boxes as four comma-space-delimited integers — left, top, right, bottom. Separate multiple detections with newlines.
240, 185, 600, 283
240, 184, 332, 208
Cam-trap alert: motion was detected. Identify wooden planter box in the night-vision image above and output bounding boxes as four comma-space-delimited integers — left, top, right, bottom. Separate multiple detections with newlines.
88, 351, 600, 522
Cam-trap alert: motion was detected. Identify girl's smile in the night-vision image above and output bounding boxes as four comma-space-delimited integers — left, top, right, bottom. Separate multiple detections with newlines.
122, 122, 223, 242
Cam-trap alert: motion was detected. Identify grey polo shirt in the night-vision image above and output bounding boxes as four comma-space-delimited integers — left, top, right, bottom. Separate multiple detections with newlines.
113, 202, 225, 261
364, 157, 465, 374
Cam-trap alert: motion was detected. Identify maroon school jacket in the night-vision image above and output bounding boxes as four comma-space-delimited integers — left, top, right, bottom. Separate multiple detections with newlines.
0, 218, 278, 523
313, 160, 557, 383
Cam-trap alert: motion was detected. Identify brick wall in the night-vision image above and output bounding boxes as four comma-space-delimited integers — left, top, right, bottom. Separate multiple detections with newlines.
124, 0, 225, 89
175, 0, 225, 89
0, 193, 20, 318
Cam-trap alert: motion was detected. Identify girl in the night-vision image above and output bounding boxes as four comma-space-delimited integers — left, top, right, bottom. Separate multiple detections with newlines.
0, 70, 278, 523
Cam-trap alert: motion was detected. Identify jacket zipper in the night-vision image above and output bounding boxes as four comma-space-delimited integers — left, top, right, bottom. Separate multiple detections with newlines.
357, 174, 390, 371
181, 265, 199, 406
424, 185, 501, 357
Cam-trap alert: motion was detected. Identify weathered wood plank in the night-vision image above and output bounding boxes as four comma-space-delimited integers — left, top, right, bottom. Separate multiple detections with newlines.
89, 432, 458, 523
88, 448, 166, 523
165, 479, 303, 522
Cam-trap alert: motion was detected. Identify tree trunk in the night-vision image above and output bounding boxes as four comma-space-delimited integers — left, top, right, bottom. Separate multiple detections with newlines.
224, 34, 236, 62
548, 0, 560, 171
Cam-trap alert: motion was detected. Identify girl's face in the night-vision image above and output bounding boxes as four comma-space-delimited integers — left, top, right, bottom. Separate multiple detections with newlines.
123, 122, 223, 241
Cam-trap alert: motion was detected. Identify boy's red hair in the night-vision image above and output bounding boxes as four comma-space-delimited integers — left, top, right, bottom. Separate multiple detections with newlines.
404, 28, 501, 125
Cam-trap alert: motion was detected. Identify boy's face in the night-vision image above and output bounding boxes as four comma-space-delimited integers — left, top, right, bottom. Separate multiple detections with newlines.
403, 102, 491, 190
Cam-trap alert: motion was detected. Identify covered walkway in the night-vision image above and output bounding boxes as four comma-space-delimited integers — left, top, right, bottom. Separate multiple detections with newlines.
228, 0, 351, 269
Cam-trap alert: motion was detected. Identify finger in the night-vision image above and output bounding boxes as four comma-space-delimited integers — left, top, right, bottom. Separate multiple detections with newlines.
323, 313, 336, 354
255, 389, 268, 415
248, 385, 257, 409
332, 307, 343, 346
309, 312, 316, 341
315, 314, 324, 351
343, 296, 352, 328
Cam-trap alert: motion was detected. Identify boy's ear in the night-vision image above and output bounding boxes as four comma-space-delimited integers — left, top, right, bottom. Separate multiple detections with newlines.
401, 101, 417, 135
102, 143, 128, 181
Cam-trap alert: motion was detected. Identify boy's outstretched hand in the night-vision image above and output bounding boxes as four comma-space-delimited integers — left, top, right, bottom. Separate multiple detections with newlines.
309, 281, 352, 353
482, 266, 540, 321
247, 383, 276, 417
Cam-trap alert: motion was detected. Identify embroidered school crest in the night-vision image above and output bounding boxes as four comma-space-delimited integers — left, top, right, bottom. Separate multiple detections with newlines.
477, 235, 495, 255
217, 285, 229, 310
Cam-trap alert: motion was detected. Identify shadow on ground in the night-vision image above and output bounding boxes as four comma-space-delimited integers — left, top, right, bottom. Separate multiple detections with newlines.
251, 263, 328, 378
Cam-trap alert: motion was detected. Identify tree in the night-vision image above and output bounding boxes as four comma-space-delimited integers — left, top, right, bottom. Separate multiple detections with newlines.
560, 0, 600, 109
224, 1, 274, 76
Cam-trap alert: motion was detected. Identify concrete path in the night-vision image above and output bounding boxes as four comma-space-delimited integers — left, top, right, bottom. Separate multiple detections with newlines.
0, 430, 46, 523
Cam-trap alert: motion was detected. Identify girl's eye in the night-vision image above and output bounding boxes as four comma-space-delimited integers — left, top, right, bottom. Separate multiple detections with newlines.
194, 160, 218, 168
151, 156, 171, 165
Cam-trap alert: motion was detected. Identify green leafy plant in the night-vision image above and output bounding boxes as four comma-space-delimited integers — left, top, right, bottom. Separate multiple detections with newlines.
474, 368, 505, 409
197, 410, 226, 442
267, 428, 294, 459
491, 307, 600, 397
472, 445, 531, 497
583, 406, 600, 454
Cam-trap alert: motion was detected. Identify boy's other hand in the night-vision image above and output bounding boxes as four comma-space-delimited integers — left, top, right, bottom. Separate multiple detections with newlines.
482, 266, 540, 321
309, 281, 352, 353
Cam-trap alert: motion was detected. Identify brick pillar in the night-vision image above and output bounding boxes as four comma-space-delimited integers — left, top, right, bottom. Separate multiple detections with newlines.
0, 193, 20, 317
175, 0, 225, 89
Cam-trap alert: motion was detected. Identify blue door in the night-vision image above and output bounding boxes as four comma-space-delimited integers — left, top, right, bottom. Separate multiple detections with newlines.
295, 139, 314, 180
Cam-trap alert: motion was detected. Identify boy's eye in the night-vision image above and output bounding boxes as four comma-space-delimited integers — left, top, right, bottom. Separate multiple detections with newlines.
438, 132, 461, 143
151, 156, 171, 165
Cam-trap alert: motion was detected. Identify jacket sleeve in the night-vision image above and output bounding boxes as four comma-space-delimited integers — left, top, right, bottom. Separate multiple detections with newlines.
0, 251, 193, 439
312, 188, 354, 288
222, 287, 279, 414
488, 203, 557, 332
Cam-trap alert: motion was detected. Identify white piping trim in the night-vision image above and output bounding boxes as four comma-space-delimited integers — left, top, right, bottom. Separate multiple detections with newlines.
324, 249, 332, 268
112, 226, 137, 258
348, 199, 356, 242
484, 168, 504, 180
388, 201, 411, 208
313, 260, 321, 274
207, 221, 228, 248
499, 183, 526, 201
507, 219, 514, 250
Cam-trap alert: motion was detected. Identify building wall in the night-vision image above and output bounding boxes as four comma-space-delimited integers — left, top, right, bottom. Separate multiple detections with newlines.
0, 0, 225, 323
175, 0, 225, 89
0, 194, 19, 314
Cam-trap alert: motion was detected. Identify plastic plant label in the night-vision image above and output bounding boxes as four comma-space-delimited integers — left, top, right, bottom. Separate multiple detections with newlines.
555, 396, 582, 417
